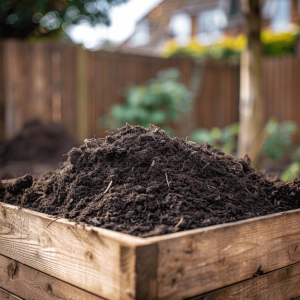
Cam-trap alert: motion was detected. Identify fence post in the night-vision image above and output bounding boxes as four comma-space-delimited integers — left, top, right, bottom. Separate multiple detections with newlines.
76, 45, 88, 143
0, 42, 5, 142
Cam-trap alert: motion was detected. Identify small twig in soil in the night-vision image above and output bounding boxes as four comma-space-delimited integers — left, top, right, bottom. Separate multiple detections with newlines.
181, 160, 187, 171
244, 186, 252, 194
207, 185, 216, 189
46, 217, 60, 229
83, 217, 92, 225
165, 173, 170, 189
35, 195, 45, 202
175, 217, 184, 228
202, 163, 210, 170
103, 181, 113, 194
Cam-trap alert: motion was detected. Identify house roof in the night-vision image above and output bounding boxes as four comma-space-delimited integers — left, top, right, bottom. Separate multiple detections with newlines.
116, 0, 293, 56
116, 0, 224, 56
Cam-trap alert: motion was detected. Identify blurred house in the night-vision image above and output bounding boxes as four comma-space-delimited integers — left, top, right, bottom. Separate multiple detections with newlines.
117, 0, 300, 56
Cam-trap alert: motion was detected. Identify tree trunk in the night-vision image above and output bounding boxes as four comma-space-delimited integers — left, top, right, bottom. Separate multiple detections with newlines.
238, 0, 264, 164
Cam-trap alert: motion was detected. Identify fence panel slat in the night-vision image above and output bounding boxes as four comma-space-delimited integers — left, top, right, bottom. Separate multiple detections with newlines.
2, 40, 300, 144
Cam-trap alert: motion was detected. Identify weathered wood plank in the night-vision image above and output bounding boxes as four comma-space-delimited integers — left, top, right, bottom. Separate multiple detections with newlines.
4, 181, 300, 300
136, 243, 157, 299
0, 254, 104, 300
0, 287, 22, 300
0, 202, 147, 300
191, 262, 300, 300
147, 208, 300, 299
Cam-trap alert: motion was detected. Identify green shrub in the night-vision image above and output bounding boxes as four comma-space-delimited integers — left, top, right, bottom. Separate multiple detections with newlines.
190, 123, 239, 156
104, 68, 191, 135
281, 162, 300, 181
263, 119, 297, 160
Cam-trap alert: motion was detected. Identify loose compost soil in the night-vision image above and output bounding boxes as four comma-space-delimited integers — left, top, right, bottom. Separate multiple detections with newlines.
0, 120, 78, 179
1, 125, 300, 237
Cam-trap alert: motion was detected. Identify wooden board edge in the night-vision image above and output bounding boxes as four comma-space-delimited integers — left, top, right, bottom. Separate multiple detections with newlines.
145, 207, 300, 243
0, 254, 104, 300
153, 207, 300, 299
0, 287, 23, 300
0, 202, 143, 299
189, 261, 300, 300
0, 202, 147, 247
135, 243, 158, 300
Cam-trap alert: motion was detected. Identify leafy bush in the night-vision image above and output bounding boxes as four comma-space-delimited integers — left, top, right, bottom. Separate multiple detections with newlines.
190, 119, 300, 181
190, 123, 239, 156
281, 162, 300, 181
263, 119, 297, 161
162, 30, 299, 60
104, 68, 191, 135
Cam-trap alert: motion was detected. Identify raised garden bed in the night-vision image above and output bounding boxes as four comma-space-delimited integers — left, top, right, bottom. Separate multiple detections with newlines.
1, 200, 300, 299
1, 125, 300, 299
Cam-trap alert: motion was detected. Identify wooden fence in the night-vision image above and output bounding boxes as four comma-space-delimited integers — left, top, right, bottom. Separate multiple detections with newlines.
0, 39, 299, 143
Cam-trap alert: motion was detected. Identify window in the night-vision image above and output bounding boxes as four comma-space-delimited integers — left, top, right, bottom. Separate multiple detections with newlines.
130, 20, 150, 47
197, 9, 227, 45
228, 0, 238, 17
169, 13, 191, 46
264, 0, 291, 32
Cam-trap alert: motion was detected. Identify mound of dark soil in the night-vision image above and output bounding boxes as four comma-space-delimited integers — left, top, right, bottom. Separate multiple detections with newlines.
0, 120, 78, 179
2, 125, 300, 237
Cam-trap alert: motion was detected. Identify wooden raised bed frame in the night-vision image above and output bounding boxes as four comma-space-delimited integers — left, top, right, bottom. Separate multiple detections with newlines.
1, 198, 300, 299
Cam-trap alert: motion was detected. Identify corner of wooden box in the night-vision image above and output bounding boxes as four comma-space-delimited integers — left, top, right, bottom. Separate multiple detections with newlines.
119, 241, 158, 300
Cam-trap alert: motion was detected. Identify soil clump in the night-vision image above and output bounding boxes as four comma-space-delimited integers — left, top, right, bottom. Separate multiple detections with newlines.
1, 125, 300, 237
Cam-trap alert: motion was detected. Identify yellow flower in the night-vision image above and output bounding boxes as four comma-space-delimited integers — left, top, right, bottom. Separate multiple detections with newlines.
217, 35, 247, 51
161, 40, 179, 57
261, 30, 297, 44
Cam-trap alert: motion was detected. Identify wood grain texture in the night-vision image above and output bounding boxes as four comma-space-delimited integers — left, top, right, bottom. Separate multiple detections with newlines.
0, 287, 22, 300
147, 208, 300, 299
192, 262, 300, 300
4, 191, 300, 299
0, 202, 147, 300
135, 243, 157, 300
0, 254, 104, 300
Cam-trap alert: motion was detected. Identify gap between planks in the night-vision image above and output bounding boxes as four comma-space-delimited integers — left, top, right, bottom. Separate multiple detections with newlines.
3, 196, 300, 299
0, 286, 23, 300
0, 202, 149, 300
0, 253, 104, 300
189, 261, 300, 300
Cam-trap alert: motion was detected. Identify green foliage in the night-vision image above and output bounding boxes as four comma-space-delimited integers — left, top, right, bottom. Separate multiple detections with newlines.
262, 31, 299, 57
190, 123, 239, 156
263, 119, 297, 161
105, 68, 192, 135
281, 162, 300, 181
191, 118, 300, 181
0, 0, 127, 39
